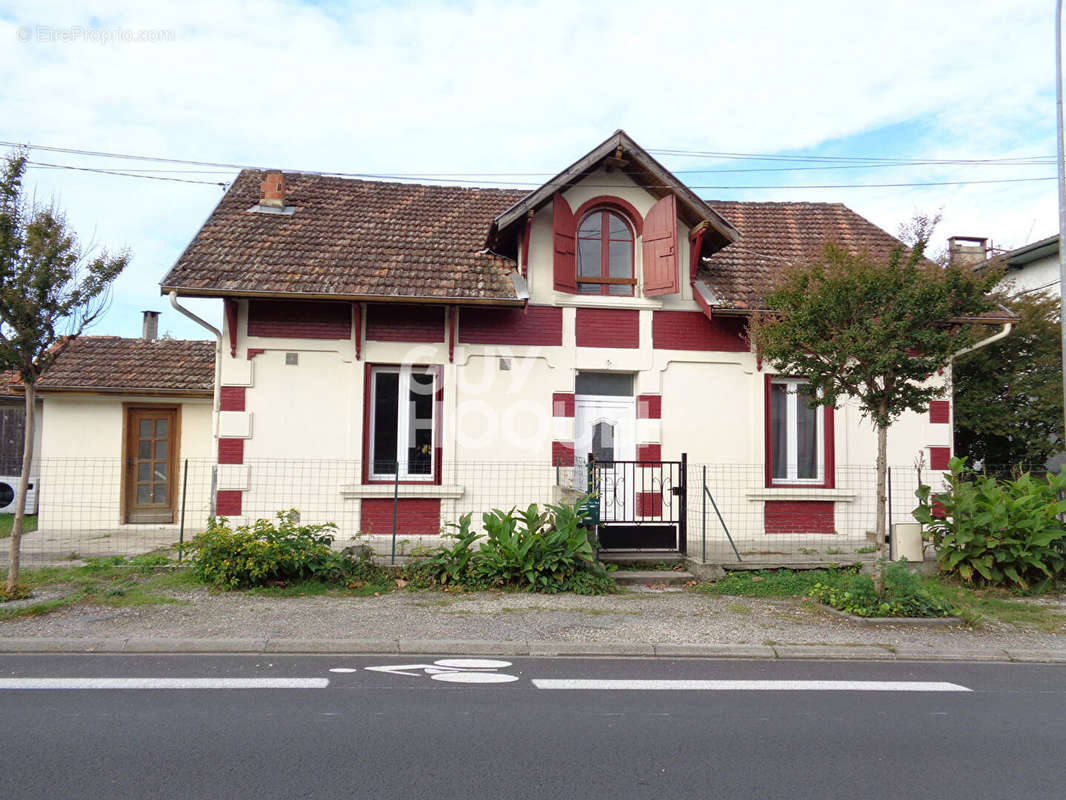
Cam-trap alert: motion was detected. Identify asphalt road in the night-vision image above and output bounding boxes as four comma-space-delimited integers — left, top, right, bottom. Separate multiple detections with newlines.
0, 654, 1064, 800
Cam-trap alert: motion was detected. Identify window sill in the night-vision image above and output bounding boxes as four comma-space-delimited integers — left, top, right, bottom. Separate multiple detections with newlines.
555, 294, 663, 310
340, 484, 465, 500
745, 488, 856, 502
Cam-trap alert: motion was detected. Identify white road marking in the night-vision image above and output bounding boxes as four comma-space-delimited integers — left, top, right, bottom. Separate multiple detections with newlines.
328, 668, 358, 673
431, 672, 520, 684
531, 679, 972, 692
433, 659, 513, 670
0, 678, 330, 690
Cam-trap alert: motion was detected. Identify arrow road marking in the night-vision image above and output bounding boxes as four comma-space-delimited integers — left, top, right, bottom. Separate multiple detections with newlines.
0, 678, 330, 690
365, 658, 519, 683
531, 680, 972, 692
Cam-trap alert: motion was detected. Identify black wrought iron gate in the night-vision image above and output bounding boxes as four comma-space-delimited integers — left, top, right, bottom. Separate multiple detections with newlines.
587, 453, 687, 552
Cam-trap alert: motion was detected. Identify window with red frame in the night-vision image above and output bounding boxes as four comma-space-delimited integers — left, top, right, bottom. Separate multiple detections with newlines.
576, 210, 635, 296
368, 365, 437, 481
768, 377, 825, 485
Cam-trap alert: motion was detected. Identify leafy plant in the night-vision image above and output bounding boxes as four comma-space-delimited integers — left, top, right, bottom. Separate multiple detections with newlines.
807, 563, 955, 617
189, 510, 354, 589
913, 457, 1066, 590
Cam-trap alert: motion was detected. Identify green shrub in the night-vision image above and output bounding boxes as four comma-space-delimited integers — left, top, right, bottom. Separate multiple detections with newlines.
424, 501, 615, 594
913, 458, 1066, 590
807, 563, 955, 617
190, 510, 353, 589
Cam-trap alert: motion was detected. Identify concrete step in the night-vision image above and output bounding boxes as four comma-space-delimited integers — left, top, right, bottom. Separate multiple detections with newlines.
613, 569, 695, 586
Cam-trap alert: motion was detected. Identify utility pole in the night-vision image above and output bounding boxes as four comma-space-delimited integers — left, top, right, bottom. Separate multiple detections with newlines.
1057, 0, 1066, 442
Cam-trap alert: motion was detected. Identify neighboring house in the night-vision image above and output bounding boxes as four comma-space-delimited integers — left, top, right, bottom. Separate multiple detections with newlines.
0, 369, 43, 513
970, 234, 1061, 298
30, 322, 215, 529
159, 130, 1009, 555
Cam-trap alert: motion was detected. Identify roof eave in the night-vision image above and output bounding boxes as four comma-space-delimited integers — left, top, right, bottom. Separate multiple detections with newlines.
160, 286, 525, 307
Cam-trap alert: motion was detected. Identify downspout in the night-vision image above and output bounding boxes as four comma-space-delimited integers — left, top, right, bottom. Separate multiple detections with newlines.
169, 291, 222, 438
950, 321, 1013, 359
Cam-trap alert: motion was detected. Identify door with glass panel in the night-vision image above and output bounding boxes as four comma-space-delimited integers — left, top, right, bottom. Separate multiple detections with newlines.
124, 407, 178, 523
574, 396, 636, 521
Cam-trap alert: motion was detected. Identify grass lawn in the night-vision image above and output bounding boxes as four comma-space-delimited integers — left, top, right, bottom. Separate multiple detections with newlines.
0, 514, 37, 538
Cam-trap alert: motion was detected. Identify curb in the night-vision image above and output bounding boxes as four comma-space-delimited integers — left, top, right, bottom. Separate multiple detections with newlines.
0, 638, 1063, 663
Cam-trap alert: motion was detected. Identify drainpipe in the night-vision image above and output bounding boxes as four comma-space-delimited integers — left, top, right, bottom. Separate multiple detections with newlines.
950, 320, 1013, 359
169, 291, 222, 438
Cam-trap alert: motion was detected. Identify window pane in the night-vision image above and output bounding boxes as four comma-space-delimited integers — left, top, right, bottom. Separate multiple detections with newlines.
408, 372, 434, 475
592, 421, 614, 462
152, 484, 167, 504
607, 212, 630, 239
138, 441, 152, 460
608, 283, 632, 296
138, 419, 153, 438
155, 440, 168, 459
577, 238, 601, 277
372, 371, 399, 473
578, 212, 602, 237
575, 372, 634, 397
796, 397, 818, 479
137, 484, 150, 504
155, 462, 168, 481
771, 383, 789, 480
137, 462, 150, 482
608, 240, 631, 278
155, 419, 168, 438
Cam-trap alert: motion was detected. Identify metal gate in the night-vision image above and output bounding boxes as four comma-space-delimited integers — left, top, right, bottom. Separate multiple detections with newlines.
587, 453, 687, 552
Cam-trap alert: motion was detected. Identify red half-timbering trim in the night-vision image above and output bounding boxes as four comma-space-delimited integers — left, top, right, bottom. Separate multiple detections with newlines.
521, 211, 533, 278
216, 490, 242, 517
224, 299, 239, 358
652, 311, 747, 352
637, 443, 662, 461
247, 300, 352, 340
218, 438, 244, 465
219, 386, 246, 412
448, 306, 456, 363
353, 303, 362, 361
361, 362, 444, 485
552, 393, 575, 417
689, 225, 707, 284
637, 491, 663, 517
929, 400, 950, 424
637, 395, 661, 419
361, 498, 442, 537
572, 196, 644, 237
576, 308, 639, 348
365, 304, 446, 343
552, 441, 575, 467
458, 305, 563, 346
765, 501, 835, 534
246, 348, 265, 360
764, 374, 836, 489
929, 446, 952, 470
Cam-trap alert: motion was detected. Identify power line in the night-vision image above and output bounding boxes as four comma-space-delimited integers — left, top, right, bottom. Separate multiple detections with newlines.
28, 161, 228, 186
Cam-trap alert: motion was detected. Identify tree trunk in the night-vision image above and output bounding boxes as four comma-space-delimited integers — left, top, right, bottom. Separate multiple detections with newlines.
6, 383, 35, 594
874, 421, 888, 595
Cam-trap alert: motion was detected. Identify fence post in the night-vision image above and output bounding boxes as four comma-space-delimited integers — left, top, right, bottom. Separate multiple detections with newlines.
887, 466, 894, 560
391, 461, 399, 565
701, 464, 706, 564
178, 459, 189, 563
209, 464, 217, 518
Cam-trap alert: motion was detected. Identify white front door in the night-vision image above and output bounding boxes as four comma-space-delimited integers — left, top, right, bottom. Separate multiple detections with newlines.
575, 396, 636, 521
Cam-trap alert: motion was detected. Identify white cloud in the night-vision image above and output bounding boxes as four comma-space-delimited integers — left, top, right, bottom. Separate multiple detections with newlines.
0, 0, 1059, 335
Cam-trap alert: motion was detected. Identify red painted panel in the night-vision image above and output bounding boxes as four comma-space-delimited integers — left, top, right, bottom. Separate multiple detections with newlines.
458, 306, 563, 346
552, 441, 575, 467
764, 501, 835, 534
576, 308, 639, 348
247, 300, 352, 339
637, 443, 662, 461
361, 498, 441, 537
553, 194, 577, 293
365, 304, 445, 342
637, 395, 662, 419
929, 400, 950, 424
689, 226, 707, 283
552, 393, 575, 417
246, 348, 265, 360
637, 492, 663, 517
219, 386, 246, 412
216, 490, 243, 517
218, 438, 244, 465
929, 446, 952, 470
224, 299, 239, 358
652, 310, 747, 352
642, 195, 679, 296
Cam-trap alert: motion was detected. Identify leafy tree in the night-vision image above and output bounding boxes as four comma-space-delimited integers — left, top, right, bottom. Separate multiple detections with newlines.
750, 216, 999, 590
0, 151, 128, 594
953, 290, 1062, 469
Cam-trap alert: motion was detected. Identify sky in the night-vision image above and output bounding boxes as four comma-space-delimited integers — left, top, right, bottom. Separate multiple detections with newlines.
0, 0, 1059, 339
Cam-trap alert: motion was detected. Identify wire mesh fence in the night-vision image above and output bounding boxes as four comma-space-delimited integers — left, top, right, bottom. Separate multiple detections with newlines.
0, 457, 955, 568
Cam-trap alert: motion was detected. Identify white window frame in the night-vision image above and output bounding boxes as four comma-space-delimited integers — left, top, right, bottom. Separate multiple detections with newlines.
368, 365, 437, 482
770, 378, 824, 485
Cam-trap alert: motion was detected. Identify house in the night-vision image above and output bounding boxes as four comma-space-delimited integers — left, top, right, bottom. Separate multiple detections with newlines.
158, 131, 1009, 559
969, 234, 1060, 299
0, 370, 43, 514
29, 319, 216, 530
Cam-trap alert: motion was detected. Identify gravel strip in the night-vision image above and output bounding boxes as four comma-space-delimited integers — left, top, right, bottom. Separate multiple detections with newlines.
1, 587, 1064, 653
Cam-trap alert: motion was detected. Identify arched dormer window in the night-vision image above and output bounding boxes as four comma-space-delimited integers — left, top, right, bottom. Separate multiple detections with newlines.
576, 210, 635, 296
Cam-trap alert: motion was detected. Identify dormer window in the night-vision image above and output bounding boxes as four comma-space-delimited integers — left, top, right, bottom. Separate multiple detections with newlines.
576, 210, 635, 296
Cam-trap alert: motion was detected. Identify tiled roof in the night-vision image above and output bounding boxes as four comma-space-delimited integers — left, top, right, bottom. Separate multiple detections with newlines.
701, 201, 905, 310
0, 369, 19, 397
35, 337, 215, 395
161, 171, 528, 302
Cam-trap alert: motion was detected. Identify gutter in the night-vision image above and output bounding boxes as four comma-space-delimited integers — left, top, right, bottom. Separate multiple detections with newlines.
169, 291, 222, 438
951, 320, 1013, 359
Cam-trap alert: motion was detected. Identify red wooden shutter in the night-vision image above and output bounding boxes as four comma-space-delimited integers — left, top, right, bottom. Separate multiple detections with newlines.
642, 195, 679, 296
553, 194, 577, 293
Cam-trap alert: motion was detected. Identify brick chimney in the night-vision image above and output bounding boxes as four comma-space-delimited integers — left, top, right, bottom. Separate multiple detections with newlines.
947, 236, 989, 268
142, 310, 160, 341
259, 172, 285, 209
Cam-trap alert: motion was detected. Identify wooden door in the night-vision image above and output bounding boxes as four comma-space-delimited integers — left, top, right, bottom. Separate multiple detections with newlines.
125, 407, 178, 524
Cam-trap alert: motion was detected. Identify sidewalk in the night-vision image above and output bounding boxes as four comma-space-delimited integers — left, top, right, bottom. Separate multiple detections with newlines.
1, 586, 1064, 663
